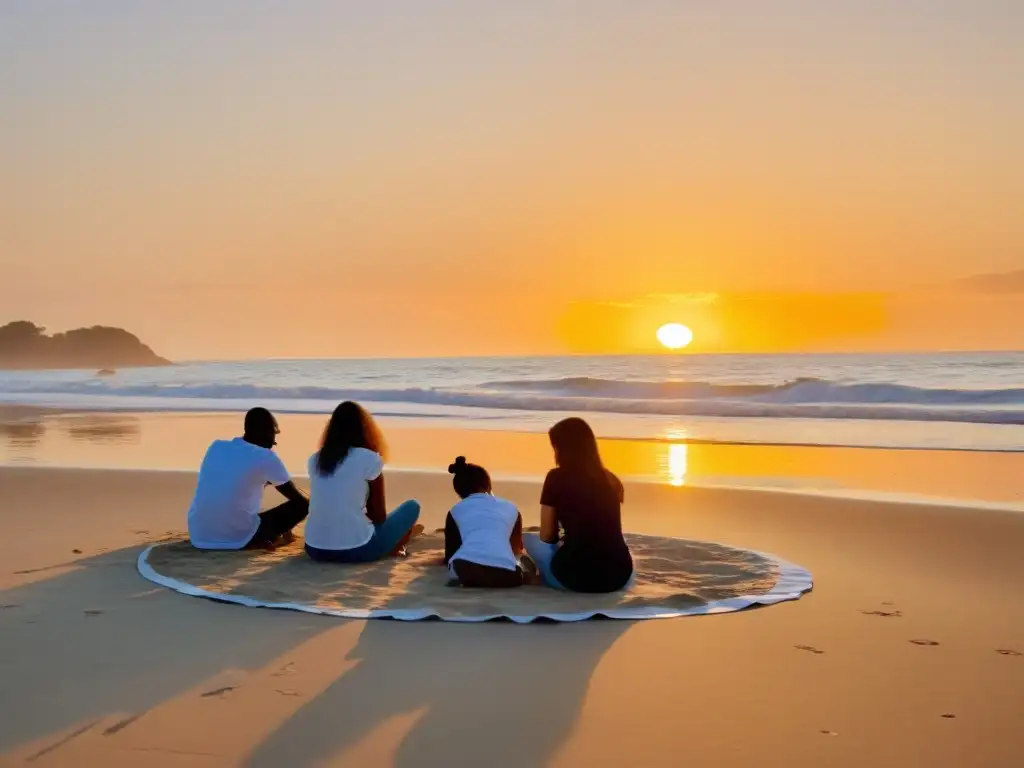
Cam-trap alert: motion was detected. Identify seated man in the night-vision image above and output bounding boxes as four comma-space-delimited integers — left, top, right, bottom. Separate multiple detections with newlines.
187, 407, 309, 550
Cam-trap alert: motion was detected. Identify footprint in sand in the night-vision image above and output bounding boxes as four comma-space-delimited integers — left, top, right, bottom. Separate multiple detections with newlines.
1, 604, 20, 610
862, 609, 903, 618
275, 689, 301, 697
795, 645, 825, 655
909, 639, 939, 646
271, 662, 297, 677
995, 649, 1021, 656
819, 730, 839, 736
941, 713, 956, 719
72, 549, 83, 554
83, 610, 104, 617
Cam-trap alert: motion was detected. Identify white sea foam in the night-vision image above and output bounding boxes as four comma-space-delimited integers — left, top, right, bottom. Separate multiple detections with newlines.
1, 353, 1022, 451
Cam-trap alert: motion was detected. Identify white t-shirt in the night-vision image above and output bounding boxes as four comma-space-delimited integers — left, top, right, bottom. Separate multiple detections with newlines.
304, 447, 384, 550
187, 438, 291, 550
448, 493, 521, 572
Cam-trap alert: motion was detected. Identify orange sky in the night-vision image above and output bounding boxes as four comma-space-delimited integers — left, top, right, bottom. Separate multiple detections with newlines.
2, 3, 1022, 359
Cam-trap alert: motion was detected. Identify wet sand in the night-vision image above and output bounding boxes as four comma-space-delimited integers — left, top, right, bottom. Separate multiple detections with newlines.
1, 465, 1022, 766
3, 407, 1024, 509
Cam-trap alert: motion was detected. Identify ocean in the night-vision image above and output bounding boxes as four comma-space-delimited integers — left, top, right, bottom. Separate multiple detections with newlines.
1, 352, 1022, 452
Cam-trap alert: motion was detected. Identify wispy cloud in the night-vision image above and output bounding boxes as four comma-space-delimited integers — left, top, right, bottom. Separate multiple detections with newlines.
645, 293, 719, 305
956, 269, 1024, 294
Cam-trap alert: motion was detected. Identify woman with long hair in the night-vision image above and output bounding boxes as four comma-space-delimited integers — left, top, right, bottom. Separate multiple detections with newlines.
522, 417, 633, 592
304, 401, 422, 562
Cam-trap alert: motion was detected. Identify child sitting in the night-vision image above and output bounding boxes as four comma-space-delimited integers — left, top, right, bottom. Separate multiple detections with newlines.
444, 456, 527, 588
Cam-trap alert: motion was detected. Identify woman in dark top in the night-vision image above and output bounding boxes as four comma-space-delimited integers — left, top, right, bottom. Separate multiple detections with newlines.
522, 417, 633, 593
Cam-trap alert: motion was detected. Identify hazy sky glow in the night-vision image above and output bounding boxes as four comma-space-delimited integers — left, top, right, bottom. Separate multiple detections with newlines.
2, 2, 1022, 358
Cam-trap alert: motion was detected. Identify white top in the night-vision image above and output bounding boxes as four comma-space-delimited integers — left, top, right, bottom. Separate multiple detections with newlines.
304, 447, 384, 550
187, 438, 291, 550
448, 493, 521, 571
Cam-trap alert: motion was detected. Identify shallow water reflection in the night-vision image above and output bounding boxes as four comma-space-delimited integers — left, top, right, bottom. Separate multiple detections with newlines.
0, 419, 45, 449
666, 442, 689, 486
60, 415, 140, 444
656, 428, 690, 487
0, 410, 142, 465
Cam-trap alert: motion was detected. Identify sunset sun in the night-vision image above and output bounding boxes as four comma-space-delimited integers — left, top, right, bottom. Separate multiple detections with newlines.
656, 323, 694, 350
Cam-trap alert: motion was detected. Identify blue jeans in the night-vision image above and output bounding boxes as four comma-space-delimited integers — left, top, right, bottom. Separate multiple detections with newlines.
306, 500, 421, 563
522, 533, 566, 590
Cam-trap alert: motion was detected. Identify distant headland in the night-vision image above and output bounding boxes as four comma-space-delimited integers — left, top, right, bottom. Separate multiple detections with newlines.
0, 321, 171, 371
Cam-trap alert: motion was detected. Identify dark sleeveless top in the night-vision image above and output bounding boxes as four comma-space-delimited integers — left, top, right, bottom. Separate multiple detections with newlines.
541, 467, 632, 593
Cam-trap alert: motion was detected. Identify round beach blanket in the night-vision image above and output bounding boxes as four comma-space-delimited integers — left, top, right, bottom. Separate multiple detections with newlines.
137, 532, 812, 623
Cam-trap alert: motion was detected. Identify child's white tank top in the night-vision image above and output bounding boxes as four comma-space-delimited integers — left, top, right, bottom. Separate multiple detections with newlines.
448, 493, 520, 571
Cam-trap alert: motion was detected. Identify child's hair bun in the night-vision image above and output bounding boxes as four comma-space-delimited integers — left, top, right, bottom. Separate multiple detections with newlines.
447, 456, 468, 474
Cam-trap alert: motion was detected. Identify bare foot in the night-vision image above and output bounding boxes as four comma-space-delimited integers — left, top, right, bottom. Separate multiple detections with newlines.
519, 556, 539, 583
279, 531, 296, 545
389, 524, 426, 556
523, 568, 542, 586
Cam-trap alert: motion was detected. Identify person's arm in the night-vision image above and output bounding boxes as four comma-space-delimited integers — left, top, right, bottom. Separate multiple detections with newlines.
539, 470, 560, 544
265, 453, 306, 504
444, 511, 462, 565
274, 479, 308, 504
366, 475, 386, 526
510, 511, 524, 556
539, 505, 559, 544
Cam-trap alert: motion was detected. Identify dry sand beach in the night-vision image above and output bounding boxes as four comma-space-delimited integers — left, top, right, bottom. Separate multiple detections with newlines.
1, 430, 1022, 767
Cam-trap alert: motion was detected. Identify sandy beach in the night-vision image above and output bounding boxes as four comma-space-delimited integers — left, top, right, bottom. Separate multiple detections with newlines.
1, 460, 1022, 767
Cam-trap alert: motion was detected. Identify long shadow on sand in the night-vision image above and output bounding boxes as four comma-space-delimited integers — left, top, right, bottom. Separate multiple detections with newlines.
246, 584, 630, 767
0, 543, 333, 754
2, 542, 630, 766
138, 538, 633, 766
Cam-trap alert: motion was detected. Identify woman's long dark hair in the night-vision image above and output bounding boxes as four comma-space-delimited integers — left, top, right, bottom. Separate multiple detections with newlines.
316, 401, 387, 477
549, 417, 605, 477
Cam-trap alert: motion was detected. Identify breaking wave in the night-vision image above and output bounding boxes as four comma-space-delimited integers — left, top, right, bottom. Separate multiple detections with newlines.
1, 377, 1022, 426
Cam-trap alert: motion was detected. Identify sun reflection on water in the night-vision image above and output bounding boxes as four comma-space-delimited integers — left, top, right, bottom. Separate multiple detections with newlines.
662, 428, 689, 486
666, 443, 689, 486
